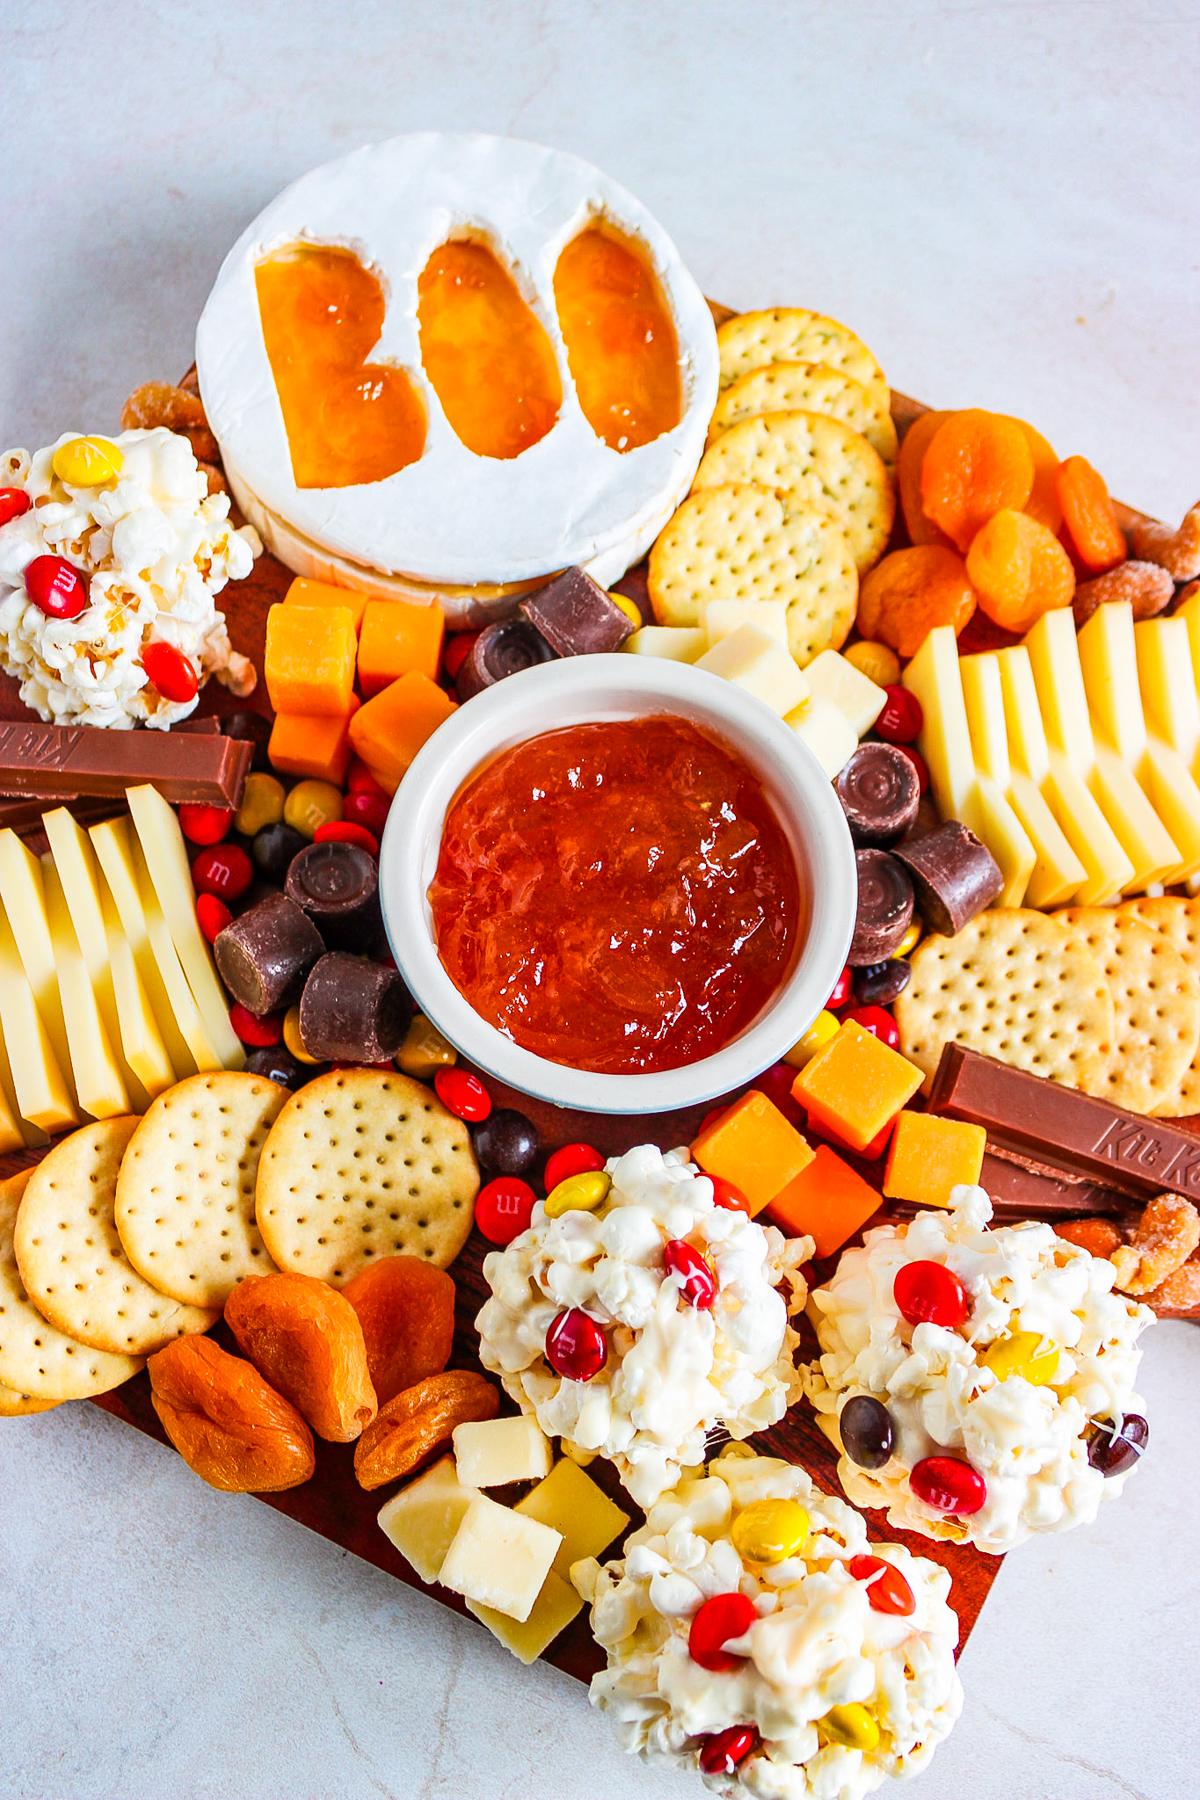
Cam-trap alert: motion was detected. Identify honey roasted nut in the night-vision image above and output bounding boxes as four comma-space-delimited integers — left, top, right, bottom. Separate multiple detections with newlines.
1071, 560, 1174, 628
353, 1369, 499, 1492
1053, 1218, 1126, 1261
224, 1271, 378, 1443
148, 1334, 316, 1493
1130, 503, 1200, 583
120, 380, 221, 466
1110, 1194, 1200, 1296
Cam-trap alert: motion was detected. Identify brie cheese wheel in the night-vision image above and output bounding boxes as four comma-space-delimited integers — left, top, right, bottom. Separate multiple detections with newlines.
197, 133, 719, 593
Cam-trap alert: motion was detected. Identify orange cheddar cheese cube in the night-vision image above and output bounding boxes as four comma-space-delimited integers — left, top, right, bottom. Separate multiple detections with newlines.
283, 576, 369, 635
264, 602, 357, 716
791, 1020, 923, 1155
691, 1089, 814, 1217
348, 671, 457, 795
765, 1145, 881, 1259
269, 695, 361, 784
882, 1111, 986, 1209
358, 600, 445, 696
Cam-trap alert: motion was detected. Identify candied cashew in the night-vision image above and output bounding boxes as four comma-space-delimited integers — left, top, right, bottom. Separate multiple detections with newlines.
1130, 505, 1200, 582
1142, 1255, 1200, 1316
1072, 561, 1174, 628
1110, 1195, 1200, 1296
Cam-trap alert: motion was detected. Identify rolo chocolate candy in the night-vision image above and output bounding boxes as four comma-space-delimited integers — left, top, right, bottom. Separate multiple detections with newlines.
895, 820, 1002, 936
849, 849, 915, 966
214, 892, 325, 1016
299, 953, 413, 1064
455, 618, 556, 702
835, 743, 920, 846
285, 839, 384, 952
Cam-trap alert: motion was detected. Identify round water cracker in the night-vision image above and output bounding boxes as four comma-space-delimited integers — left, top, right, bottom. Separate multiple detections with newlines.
115, 1072, 286, 1310
692, 411, 894, 574
1054, 908, 1200, 1116
0, 1170, 143, 1401
255, 1069, 479, 1285
716, 308, 888, 410
1115, 896, 1200, 1117
708, 361, 898, 467
895, 907, 1115, 1095
14, 1117, 218, 1356
0, 1380, 59, 1415
648, 482, 857, 669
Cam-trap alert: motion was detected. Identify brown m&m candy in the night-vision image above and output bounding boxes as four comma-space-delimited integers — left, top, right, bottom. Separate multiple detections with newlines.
298, 953, 413, 1064
849, 849, 915, 965
214, 892, 325, 1015
285, 840, 383, 953
455, 619, 557, 702
895, 820, 1002, 936
835, 743, 921, 846
519, 566, 636, 656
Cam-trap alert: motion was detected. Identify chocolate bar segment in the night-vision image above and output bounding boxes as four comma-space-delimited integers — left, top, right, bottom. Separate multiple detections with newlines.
519, 566, 635, 656
0, 721, 252, 808
978, 1150, 1138, 1222
927, 1042, 1200, 1203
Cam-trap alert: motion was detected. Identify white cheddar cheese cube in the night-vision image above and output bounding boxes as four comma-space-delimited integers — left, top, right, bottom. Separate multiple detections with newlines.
703, 599, 789, 650
0, 829, 77, 1107
452, 1415, 552, 1488
783, 695, 858, 778
1135, 617, 1200, 764
696, 624, 809, 716
802, 649, 887, 737
0, 902, 76, 1134
515, 1457, 629, 1582
91, 817, 197, 1081
126, 785, 244, 1069
465, 1570, 582, 1664
41, 856, 130, 1118
439, 1494, 562, 1623
623, 625, 708, 663
377, 1455, 479, 1585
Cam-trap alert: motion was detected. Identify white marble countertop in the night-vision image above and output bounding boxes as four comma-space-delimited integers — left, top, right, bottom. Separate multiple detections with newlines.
3, 4, 1200, 1797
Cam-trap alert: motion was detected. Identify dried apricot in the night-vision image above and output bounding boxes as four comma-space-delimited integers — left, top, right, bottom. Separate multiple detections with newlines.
224, 1271, 377, 1443
965, 509, 1075, 633
1008, 419, 1062, 536
856, 545, 976, 659
897, 410, 955, 548
1054, 1218, 1125, 1260
1056, 455, 1126, 572
148, 1335, 315, 1493
920, 410, 1034, 553
353, 1369, 499, 1491
340, 1254, 455, 1407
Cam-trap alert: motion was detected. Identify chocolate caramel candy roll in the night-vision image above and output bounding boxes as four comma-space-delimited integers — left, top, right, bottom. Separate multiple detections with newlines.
298, 953, 413, 1064
285, 840, 384, 952
214, 892, 325, 1015
454, 618, 557, 702
835, 743, 921, 846
849, 849, 915, 966
895, 820, 1002, 936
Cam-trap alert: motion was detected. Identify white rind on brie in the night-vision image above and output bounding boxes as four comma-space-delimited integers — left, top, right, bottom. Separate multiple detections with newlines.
197, 133, 719, 588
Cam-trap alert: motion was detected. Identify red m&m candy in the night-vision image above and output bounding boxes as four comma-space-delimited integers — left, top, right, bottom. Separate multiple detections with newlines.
687, 1591, 758, 1672
196, 892, 232, 943
434, 1065, 491, 1121
178, 803, 232, 846
314, 820, 379, 857
842, 1005, 900, 1050
910, 1455, 987, 1515
25, 554, 86, 619
874, 685, 923, 745
229, 1002, 285, 1047
475, 1176, 537, 1245
142, 640, 199, 703
443, 631, 481, 681
826, 964, 854, 1010
710, 1176, 751, 1214
848, 1554, 915, 1616
0, 488, 32, 528
543, 1142, 605, 1191
893, 1260, 968, 1330
545, 1308, 606, 1382
346, 757, 389, 798
191, 842, 253, 902
663, 1239, 716, 1310
699, 1726, 757, 1776
343, 789, 390, 837
894, 742, 931, 797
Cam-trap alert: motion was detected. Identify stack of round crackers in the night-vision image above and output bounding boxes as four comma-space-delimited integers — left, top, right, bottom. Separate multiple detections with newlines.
896, 898, 1200, 1116
649, 307, 896, 668
0, 1068, 479, 1418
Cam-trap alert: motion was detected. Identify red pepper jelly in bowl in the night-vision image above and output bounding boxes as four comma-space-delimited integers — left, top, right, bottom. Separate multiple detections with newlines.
428, 716, 801, 1075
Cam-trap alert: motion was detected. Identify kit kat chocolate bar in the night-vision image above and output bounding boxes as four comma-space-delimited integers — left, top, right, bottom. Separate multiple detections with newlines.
0, 719, 252, 808
927, 1042, 1200, 1203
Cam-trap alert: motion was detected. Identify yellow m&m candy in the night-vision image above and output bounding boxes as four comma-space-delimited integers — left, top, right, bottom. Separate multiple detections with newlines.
821, 1704, 880, 1751
979, 1330, 1059, 1386
52, 437, 123, 486
731, 1497, 810, 1564
782, 1009, 840, 1069
843, 639, 900, 688
544, 1170, 612, 1218
609, 592, 642, 629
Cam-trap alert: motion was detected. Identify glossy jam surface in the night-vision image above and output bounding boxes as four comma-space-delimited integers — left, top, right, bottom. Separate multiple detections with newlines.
255, 246, 426, 489
553, 226, 682, 452
429, 717, 801, 1074
417, 241, 562, 459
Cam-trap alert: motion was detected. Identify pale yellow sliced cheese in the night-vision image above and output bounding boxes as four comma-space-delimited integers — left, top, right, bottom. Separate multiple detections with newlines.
1136, 616, 1200, 765
132, 835, 225, 1074
90, 817, 197, 1081
99, 881, 175, 1098
997, 645, 1096, 906
1008, 770, 1086, 910
1173, 586, 1200, 719
622, 625, 708, 663
1141, 736, 1200, 882
0, 830, 77, 1108
465, 1570, 582, 1665
695, 623, 810, 715
0, 1020, 41, 1151
0, 902, 76, 1134
126, 785, 243, 1070
40, 857, 129, 1118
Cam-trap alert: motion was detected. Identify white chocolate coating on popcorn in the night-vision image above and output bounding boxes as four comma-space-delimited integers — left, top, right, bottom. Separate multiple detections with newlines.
0, 429, 258, 727
475, 1145, 810, 1509
803, 1187, 1153, 1553
575, 1447, 962, 1800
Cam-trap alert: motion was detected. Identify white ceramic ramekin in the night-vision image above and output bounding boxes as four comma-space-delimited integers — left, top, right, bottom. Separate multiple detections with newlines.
379, 656, 855, 1114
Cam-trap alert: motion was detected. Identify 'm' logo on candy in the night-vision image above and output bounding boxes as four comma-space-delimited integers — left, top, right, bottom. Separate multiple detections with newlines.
1092, 1119, 1200, 1191
0, 724, 82, 768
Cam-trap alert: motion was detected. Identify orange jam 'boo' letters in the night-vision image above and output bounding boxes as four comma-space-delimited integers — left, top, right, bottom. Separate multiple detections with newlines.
553, 225, 682, 452
255, 245, 427, 490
